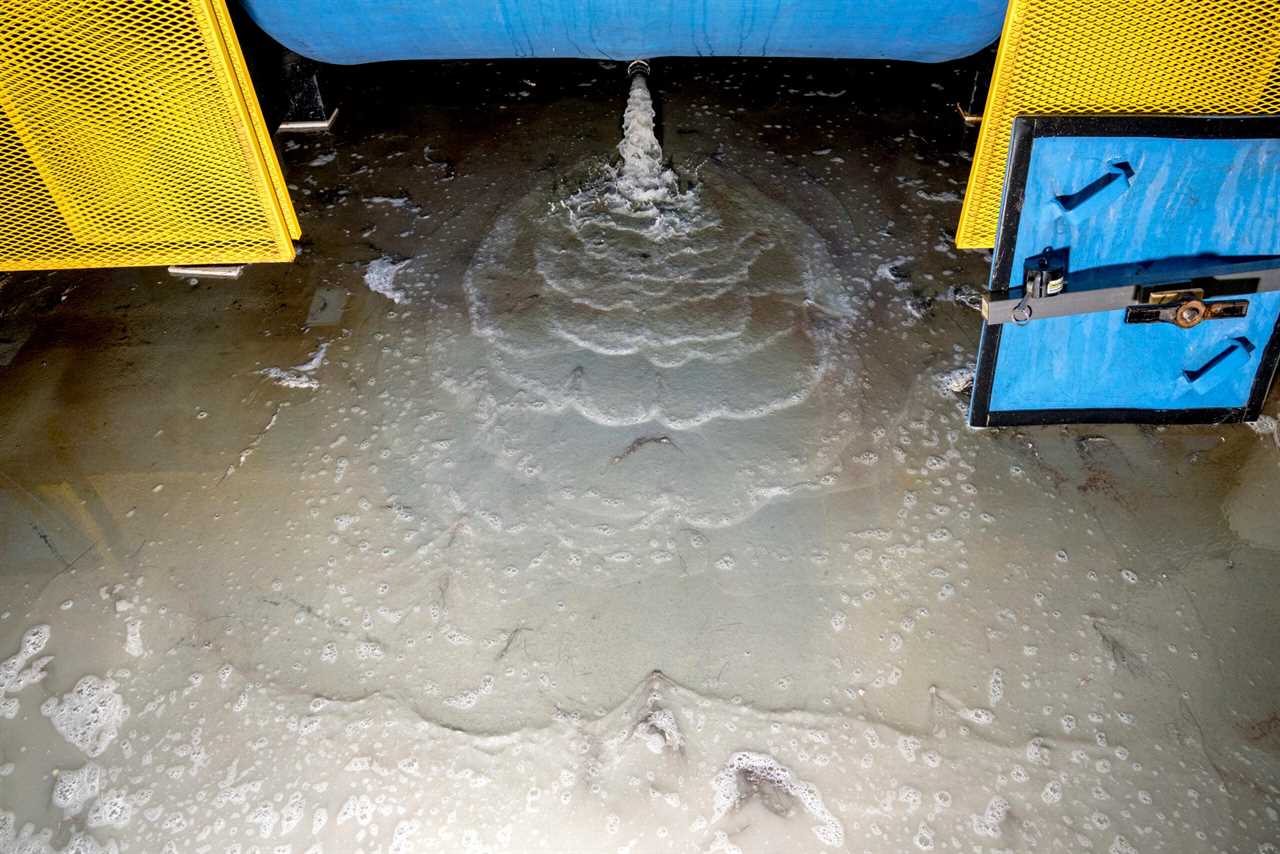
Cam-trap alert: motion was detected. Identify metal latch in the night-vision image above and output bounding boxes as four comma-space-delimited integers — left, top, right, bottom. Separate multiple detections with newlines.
983, 253, 1280, 327
1023, 247, 1068, 297
1123, 289, 1249, 328
1010, 247, 1068, 322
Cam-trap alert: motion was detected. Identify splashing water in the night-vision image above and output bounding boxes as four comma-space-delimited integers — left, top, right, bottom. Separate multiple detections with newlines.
439, 74, 866, 535
614, 75, 677, 206
553, 74, 700, 245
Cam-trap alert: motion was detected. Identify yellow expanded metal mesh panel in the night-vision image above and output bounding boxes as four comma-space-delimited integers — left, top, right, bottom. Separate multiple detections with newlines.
0, 0, 299, 271
956, 0, 1280, 249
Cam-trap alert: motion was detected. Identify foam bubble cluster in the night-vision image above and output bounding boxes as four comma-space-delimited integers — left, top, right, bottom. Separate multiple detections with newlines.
51, 763, 101, 815
711, 751, 844, 847
0, 624, 52, 720
40, 675, 129, 758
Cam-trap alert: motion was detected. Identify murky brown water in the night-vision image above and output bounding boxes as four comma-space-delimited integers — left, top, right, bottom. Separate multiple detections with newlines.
1, 58, 1278, 854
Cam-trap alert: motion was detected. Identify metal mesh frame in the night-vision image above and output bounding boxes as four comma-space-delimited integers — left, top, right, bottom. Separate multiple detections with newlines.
957, 0, 1280, 249
0, 0, 299, 271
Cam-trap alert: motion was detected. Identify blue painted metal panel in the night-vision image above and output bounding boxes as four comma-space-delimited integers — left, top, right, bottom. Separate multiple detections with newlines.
990, 292, 1280, 411
237, 0, 1006, 65
985, 134, 1280, 417
1007, 136, 1280, 281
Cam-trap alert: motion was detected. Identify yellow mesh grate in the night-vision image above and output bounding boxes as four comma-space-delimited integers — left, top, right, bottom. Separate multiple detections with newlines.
956, 0, 1280, 249
0, 0, 299, 271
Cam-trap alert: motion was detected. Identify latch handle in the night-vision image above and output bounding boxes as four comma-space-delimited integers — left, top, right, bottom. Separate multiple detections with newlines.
1124, 294, 1250, 327
1181, 337, 1255, 392
1053, 160, 1134, 223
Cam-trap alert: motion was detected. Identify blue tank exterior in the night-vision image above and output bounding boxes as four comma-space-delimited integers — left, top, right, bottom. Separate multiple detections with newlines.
237, 0, 1007, 65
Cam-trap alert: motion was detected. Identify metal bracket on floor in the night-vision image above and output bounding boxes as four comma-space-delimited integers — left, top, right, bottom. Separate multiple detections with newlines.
277, 51, 337, 133
955, 103, 982, 126
168, 265, 245, 280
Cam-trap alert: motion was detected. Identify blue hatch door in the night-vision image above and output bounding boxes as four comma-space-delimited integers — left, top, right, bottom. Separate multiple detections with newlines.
969, 116, 1280, 427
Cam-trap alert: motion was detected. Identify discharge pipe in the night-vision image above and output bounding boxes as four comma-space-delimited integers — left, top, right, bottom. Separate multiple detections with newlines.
625, 60, 662, 148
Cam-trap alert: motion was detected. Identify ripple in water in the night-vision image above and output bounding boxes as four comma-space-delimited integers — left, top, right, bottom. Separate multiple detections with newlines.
440, 75, 867, 534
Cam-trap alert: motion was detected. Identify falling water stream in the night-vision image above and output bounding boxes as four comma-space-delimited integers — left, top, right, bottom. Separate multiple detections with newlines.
614, 74, 677, 206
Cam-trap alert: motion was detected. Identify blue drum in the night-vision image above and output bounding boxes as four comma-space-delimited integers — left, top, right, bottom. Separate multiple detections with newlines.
237, 0, 1006, 64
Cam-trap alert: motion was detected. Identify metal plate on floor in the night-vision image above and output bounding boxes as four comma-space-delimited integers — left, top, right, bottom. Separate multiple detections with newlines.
306, 285, 348, 327
969, 115, 1280, 427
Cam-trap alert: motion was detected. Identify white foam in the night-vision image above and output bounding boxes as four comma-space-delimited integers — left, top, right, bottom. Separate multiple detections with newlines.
635, 708, 682, 754
875, 256, 910, 285
123, 619, 145, 658
464, 163, 852, 433
0, 624, 52, 719
259, 342, 328, 389
970, 795, 1010, 838
936, 367, 974, 395
961, 706, 995, 725
711, 751, 844, 847
0, 813, 120, 854
52, 763, 101, 815
40, 676, 129, 758
456, 81, 858, 440
614, 75, 678, 207
364, 256, 413, 304
1247, 413, 1277, 441
258, 367, 316, 388
86, 789, 133, 829
293, 342, 329, 373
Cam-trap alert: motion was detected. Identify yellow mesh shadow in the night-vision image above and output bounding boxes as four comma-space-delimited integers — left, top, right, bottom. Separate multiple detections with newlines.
0, 0, 298, 271
957, 0, 1280, 249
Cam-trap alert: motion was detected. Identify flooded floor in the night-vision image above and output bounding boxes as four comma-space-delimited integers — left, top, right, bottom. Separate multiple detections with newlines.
1, 58, 1279, 854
